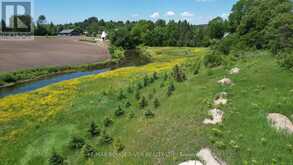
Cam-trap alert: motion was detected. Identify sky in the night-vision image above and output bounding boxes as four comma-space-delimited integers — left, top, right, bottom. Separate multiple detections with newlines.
34, 0, 238, 25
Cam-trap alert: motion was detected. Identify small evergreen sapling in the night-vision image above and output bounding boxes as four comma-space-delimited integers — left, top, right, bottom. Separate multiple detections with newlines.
69, 136, 85, 150
139, 96, 148, 109
82, 144, 97, 159
49, 152, 64, 165
154, 98, 160, 108
167, 82, 175, 96
88, 122, 101, 137
103, 117, 113, 127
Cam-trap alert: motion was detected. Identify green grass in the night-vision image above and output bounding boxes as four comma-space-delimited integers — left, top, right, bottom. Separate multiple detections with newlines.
0, 48, 293, 164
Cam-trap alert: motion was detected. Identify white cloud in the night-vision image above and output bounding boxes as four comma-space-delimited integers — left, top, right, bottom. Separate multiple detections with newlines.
132, 14, 139, 18
181, 11, 194, 17
150, 12, 160, 19
166, 11, 176, 16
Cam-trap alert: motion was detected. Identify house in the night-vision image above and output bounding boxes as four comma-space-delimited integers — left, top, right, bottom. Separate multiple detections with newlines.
58, 29, 80, 36
101, 31, 107, 41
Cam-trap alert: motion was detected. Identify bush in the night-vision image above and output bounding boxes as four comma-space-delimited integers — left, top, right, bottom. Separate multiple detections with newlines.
114, 106, 125, 117
49, 152, 64, 165
82, 144, 96, 159
135, 91, 141, 100
118, 90, 126, 100
108, 45, 125, 60
69, 136, 85, 150
152, 72, 159, 80
0, 73, 17, 83
88, 122, 100, 137
203, 52, 224, 68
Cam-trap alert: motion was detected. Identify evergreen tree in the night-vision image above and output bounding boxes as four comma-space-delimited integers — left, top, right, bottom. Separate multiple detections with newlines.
82, 144, 96, 159
88, 122, 100, 137
167, 82, 175, 97
103, 117, 113, 127
154, 98, 160, 108
69, 136, 85, 150
172, 65, 186, 82
139, 96, 148, 109
49, 152, 64, 165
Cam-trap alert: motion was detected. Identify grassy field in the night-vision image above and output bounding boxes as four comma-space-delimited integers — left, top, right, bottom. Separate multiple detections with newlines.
0, 47, 293, 164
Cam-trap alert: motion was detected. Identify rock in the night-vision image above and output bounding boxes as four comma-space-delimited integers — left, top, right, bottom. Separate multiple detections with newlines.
203, 109, 224, 125
217, 78, 232, 85
214, 92, 228, 106
229, 67, 240, 75
178, 160, 203, 165
267, 113, 293, 134
214, 97, 228, 106
196, 148, 226, 165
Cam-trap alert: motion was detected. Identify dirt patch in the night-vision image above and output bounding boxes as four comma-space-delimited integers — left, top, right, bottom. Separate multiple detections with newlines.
229, 67, 240, 75
0, 37, 110, 72
217, 78, 232, 85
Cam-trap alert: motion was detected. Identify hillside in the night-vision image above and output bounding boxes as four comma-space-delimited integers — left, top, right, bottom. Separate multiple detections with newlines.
0, 48, 293, 164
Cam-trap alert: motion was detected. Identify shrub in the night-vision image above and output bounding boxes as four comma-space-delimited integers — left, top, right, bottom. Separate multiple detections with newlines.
203, 52, 224, 68
0, 73, 17, 83
82, 144, 96, 159
144, 110, 155, 118
49, 152, 64, 165
69, 136, 85, 150
115, 106, 125, 117
108, 45, 125, 60
139, 96, 148, 109
153, 98, 160, 108
88, 122, 100, 137
103, 117, 113, 127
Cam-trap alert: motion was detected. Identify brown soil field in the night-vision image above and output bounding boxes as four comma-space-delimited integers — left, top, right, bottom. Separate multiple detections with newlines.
0, 37, 110, 72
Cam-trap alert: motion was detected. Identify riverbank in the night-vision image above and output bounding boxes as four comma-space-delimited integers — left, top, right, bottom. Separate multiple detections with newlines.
0, 59, 118, 89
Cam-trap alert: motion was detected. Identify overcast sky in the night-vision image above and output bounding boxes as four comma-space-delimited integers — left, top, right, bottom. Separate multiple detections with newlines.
34, 0, 238, 25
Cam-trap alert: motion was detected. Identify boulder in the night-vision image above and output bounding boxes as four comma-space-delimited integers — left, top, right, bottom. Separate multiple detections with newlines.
196, 148, 226, 165
217, 78, 232, 85
229, 67, 240, 75
178, 160, 203, 165
203, 109, 224, 125
267, 113, 293, 134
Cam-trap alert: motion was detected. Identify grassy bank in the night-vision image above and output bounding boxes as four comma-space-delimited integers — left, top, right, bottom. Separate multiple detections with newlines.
0, 48, 292, 164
